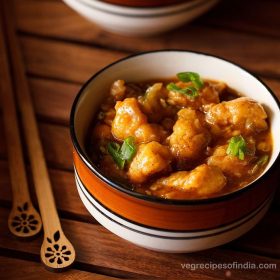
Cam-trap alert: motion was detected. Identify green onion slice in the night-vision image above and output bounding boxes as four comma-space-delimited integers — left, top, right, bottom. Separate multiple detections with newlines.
177, 72, 204, 89
107, 137, 136, 169
166, 71, 203, 99
226, 135, 247, 160
166, 83, 199, 99
107, 142, 125, 169
120, 136, 136, 161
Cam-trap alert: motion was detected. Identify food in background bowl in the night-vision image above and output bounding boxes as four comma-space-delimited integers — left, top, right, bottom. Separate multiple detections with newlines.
70, 51, 280, 252
101, 0, 187, 7
87, 72, 272, 200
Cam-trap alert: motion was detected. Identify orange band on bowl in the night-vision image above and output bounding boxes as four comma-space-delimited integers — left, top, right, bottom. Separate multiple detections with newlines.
74, 149, 275, 231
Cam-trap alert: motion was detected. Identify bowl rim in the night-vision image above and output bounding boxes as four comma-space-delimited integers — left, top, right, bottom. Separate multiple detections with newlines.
70, 49, 280, 206
90, 0, 193, 9
76, 0, 213, 17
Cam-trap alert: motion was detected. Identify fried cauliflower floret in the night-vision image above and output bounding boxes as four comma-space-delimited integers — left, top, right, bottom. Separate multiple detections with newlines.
138, 83, 174, 122
112, 98, 148, 140
110, 80, 126, 101
167, 81, 221, 109
128, 141, 172, 183
150, 164, 226, 198
168, 108, 210, 160
205, 97, 268, 137
134, 124, 167, 144
207, 145, 255, 178
112, 97, 167, 144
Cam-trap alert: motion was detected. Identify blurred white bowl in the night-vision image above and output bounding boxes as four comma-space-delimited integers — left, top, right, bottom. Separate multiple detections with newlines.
62, 0, 220, 36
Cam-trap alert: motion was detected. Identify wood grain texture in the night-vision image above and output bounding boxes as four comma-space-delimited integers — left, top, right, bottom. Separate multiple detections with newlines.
14, 1, 280, 80
14, 0, 102, 42
18, 33, 280, 87
20, 36, 126, 83
0, 10, 42, 238
39, 123, 73, 171
29, 77, 80, 124
0, 207, 279, 280
0, 160, 90, 220
232, 211, 280, 259
0, 256, 121, 280
2, 0, 75, 269
199, 0, 280, 37
0, 118, 73, 170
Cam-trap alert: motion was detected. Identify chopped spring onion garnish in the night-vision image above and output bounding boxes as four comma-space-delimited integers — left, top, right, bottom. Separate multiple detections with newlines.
226, 135, 247, 160
166, 83, 199, 99
107, 136, 136, 169
166, 71, 203, 99
107, 142, 125, 169
177, 72, 204, 89
120, 137, 136, 161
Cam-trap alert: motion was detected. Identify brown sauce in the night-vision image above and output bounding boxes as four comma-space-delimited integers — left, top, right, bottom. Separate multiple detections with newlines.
86, 77, 272, 199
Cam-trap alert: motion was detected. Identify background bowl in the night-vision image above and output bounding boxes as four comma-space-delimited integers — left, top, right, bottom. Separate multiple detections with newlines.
70, 50, 280, 252
62, 0, 220, 36
99, 0, 187, 7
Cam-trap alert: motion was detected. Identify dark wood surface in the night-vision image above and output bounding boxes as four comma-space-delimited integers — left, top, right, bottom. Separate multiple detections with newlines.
0, 0, 280, 279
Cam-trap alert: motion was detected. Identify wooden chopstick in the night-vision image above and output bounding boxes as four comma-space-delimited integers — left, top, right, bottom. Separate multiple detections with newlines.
0, 4, 42, 238
1, 0, 75, 270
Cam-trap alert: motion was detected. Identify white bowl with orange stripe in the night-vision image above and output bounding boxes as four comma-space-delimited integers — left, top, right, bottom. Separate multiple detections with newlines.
70, 50, 280, 252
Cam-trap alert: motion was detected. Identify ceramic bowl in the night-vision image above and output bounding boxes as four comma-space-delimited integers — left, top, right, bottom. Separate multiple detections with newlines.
62, 0, 219, 36
99, 0, 187, 7
70, 50, 280, 252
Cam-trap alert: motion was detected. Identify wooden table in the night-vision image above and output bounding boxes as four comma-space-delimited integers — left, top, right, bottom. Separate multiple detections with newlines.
0, 0, 280, 279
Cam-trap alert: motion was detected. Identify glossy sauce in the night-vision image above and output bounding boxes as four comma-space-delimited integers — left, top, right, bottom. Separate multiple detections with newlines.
87, 78, 272, 199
